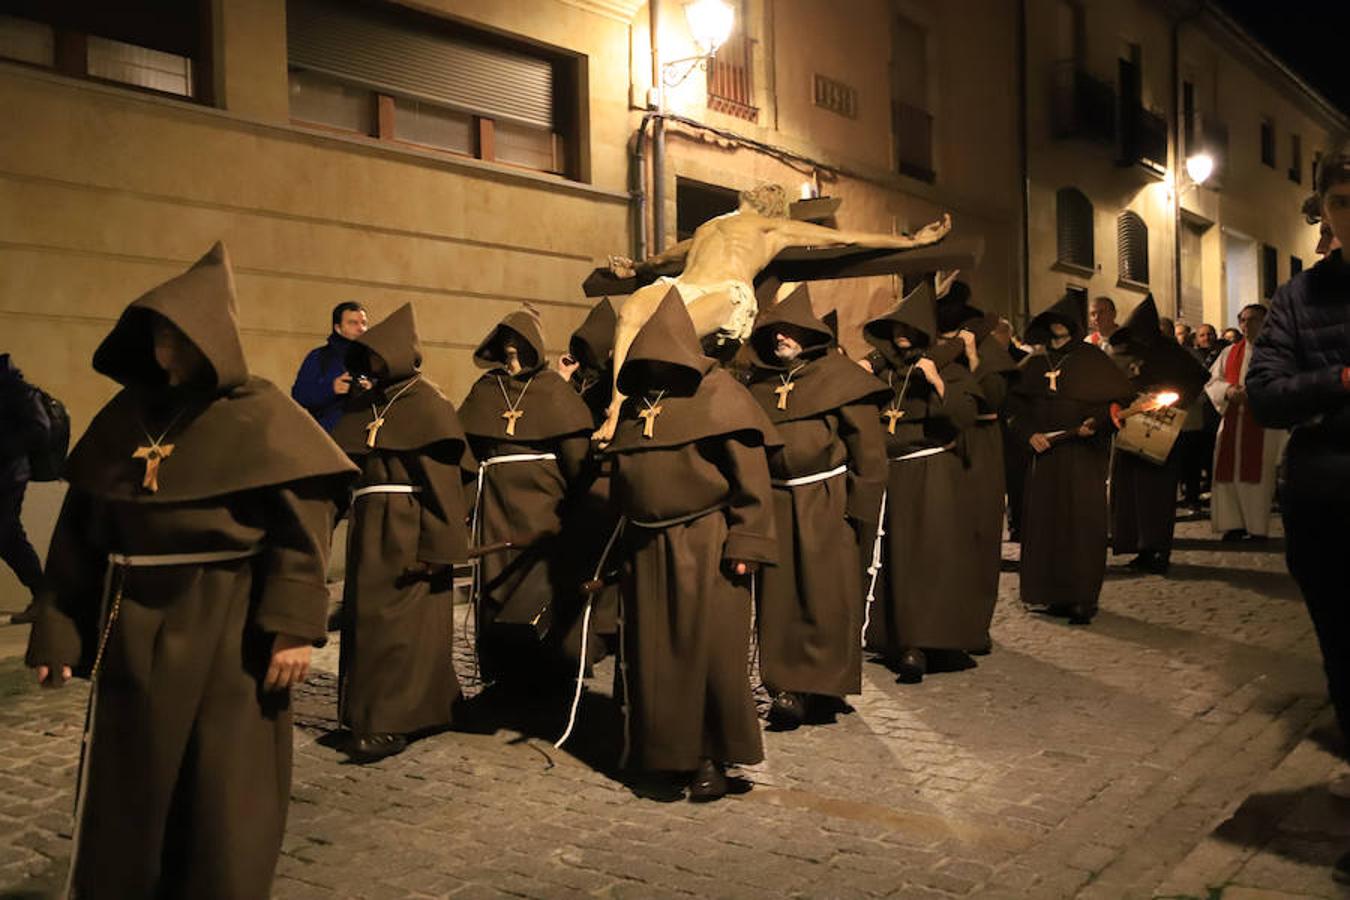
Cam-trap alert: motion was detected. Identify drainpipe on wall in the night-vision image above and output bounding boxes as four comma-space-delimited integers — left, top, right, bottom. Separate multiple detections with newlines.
1017, 0, 1030, 326
650, 0, 668, 255
1171, 15, 1183, 320
632, 114, 653, 261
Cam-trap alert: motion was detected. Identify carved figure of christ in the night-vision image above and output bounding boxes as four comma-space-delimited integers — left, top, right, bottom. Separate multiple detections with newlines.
594, 200, 953, 442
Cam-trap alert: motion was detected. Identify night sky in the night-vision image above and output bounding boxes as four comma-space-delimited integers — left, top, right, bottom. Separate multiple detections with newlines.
1215, 0, 1349, 118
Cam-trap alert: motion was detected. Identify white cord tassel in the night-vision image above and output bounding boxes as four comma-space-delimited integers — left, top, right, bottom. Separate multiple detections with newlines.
555, 518, 626, 750
861, 489, 887, 644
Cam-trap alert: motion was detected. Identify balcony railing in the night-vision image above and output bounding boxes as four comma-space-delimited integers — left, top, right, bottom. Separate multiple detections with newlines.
1198, 115, 1229, 187
1051, 60, 1116, 144
893, 100, 935, 183
707, 35, 758, 122
1117, 103, 1167, 172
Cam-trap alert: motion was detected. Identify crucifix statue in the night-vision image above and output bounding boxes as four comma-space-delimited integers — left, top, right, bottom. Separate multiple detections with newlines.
594, 183, 953, 443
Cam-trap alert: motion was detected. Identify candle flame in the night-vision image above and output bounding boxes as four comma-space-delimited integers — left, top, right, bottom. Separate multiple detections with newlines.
1155, 391, 1180, 408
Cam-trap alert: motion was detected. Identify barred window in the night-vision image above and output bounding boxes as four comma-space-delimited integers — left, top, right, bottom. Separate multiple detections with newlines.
1056, 187, 1094, 270
1117, 211, 1149, 286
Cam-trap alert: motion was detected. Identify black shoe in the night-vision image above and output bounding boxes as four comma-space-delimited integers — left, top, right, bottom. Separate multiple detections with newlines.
1335, 849, 1350, 886
895, 648, 926, 684
688, 758, 728, 803
348, 733, 407, 763
8, 602, 36, 625
326, 604, 345, 632
1067, 605, 1094, 625
1221, 529, 1248, 543
969, 639, 993, 656
767, 691, 806, 730
1125, 551, 1170, 575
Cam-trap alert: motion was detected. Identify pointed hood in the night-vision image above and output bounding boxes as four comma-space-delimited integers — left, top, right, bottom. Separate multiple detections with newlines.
474, 308, 546, 373
1024, 292, 1088, 345
347, 303, 422, 382
1108, 294, 1164, 351
747, 283, 835, 368
616, 287, 714, 397
863, 279, 938, 366
92, 242, 249, 393
821, 309, 840, 344
935, 280, 984, 335
569, 298, 617, 373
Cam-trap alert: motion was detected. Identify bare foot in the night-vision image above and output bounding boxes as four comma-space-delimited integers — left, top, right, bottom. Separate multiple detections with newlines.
592, 410, 620, 445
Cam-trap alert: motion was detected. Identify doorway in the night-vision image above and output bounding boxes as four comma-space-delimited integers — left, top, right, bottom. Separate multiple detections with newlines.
1223, 228, 1258, 331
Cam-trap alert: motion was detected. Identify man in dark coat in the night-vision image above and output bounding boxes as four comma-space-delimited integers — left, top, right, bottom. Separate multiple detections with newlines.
1006, 293, 1133, 624
331, 303, 474, 762
0, 354, 51, 624
1247, 148, 1350, 883
935, 284, 1019, 654
291, 301, 369, 432
1107, 296, 1209, 574
459, 309, 595, 682
26, 243, 357, 898
861, 279, 982, 683
605, 288, 778, 802
745, 284, 887, 728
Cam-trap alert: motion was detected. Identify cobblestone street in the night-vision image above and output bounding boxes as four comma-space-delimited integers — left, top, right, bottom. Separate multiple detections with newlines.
2, 516, 1348, 899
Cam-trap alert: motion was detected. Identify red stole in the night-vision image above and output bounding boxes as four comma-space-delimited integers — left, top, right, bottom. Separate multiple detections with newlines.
1214, 340, 1265, 484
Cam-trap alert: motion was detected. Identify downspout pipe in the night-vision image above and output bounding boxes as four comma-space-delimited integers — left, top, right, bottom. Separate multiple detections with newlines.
650, 0, 667, 254
1172, 15, 1183, 322
1017, 0, 1030, 327
632, 113, 653, 261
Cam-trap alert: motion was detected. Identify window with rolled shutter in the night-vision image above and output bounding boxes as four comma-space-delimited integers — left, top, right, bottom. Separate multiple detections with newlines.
1056, 187, 1094, 271
1117, 211, 1149, 286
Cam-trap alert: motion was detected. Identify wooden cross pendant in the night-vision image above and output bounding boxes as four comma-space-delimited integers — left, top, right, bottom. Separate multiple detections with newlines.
882, 407, 905, 435
638, 405, 663, 439
502, 409, 525, 436
365, 417, 386, 448
1045, 368, 1062, 393
132, 443, 174, 493
774, 381, 795, 411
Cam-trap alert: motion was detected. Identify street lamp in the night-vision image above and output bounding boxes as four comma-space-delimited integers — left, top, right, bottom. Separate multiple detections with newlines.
1185, 152, 1214, 186
662, 0, 735, 87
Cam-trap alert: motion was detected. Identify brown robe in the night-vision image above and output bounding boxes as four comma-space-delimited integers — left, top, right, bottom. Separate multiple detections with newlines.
26, 243, 356, 899
1006, 293, 1133, 614
745, 286, 888, 698
606, 289, 779, 771
862, 281, 983, 656
460, 311, 594, 678
332, 303, 473, 736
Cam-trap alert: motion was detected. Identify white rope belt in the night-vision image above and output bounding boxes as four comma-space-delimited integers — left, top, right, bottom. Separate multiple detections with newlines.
772, 463, 848, 488
889, 445, 950, 462
480, 452, 558, 467
352, 484, 422, 500
106, 547, 263, 567
975, 413, 1000, 422
629, 505, 725, 530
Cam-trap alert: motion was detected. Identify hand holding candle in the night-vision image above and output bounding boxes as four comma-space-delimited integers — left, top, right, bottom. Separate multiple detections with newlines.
1110, 390, 1180, 429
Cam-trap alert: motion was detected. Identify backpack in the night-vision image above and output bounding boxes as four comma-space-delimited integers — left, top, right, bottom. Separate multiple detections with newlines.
27, 386, 70, 482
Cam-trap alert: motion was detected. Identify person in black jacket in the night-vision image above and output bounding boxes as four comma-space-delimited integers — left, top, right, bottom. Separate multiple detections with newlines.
1246, 139, 1350, 885
0, 354, 50, 624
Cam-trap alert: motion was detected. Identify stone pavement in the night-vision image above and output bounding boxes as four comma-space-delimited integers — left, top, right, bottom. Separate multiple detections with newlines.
2, 516, 1348, 899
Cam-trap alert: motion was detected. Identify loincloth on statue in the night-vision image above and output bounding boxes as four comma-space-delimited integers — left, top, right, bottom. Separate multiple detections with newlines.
654, 276, 758, 345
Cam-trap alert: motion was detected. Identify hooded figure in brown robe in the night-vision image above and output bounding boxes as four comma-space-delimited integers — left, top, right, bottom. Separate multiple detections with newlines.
564, 298, 622, 658
605, 288, 779, 802
935, 285, 1019, 654
1006, 293, 1134, 624
1107, 295, 1210, 574
861, 278, 983, 683
25, 242, 356, 899
331, 303, 473, 761
745, 285, 887, 727
459, 309, 594, 682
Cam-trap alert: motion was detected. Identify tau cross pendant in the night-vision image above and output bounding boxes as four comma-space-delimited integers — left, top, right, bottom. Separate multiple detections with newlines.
502, 409, 525, 436
882, 407, 905, 435
365, 417, 386, 448
638, 405, 663, 439
774, 381, 796, 411
1045, 369, 1062, 393
132, 443, 174, 493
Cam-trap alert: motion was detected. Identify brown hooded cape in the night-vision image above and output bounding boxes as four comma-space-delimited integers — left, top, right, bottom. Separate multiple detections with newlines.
459, 309, 596, 679
859, 278, 988, 656
746, 285, 888, 698
1006, 329, 1133, 616
331, 303, 472, 737
26, 242, 354, 899
570, 297, 618, 424
607, 289, 776, 771
1106, 295, 1209, 556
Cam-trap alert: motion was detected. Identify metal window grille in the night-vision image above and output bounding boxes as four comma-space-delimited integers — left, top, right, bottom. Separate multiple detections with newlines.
1056, 187, 1094, 269
707, 34, 758, 122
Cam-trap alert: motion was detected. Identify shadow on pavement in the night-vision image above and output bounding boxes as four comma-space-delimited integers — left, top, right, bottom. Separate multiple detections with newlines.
1170, 536, 1286, 554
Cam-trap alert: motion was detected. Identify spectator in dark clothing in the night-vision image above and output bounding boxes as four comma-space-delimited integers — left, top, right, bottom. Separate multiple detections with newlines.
1246, 140, 1350, 885
0, 354, 51, 624
291, 302, 369, 431
1178, 324, 1226, 509
1195, 324, 1227, 369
